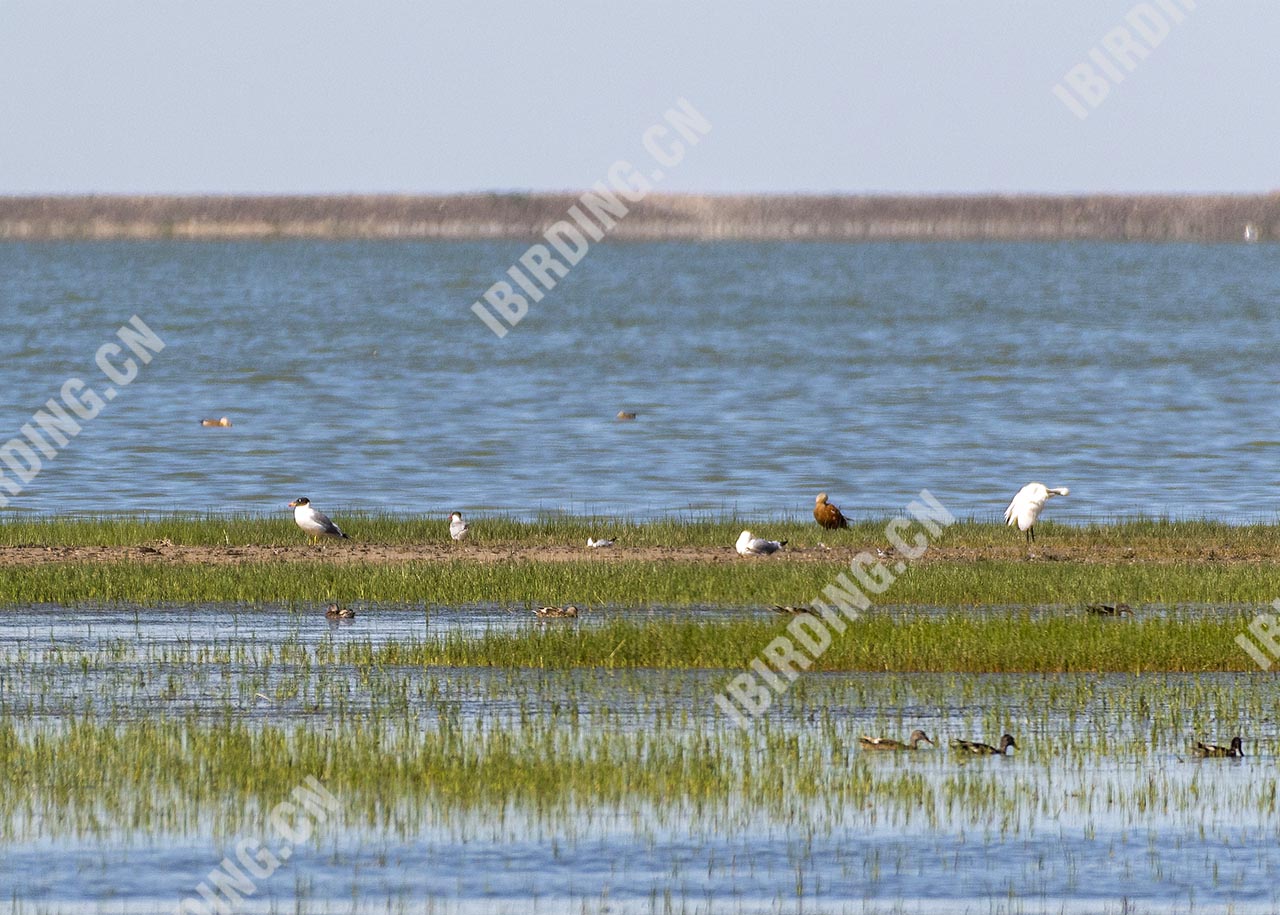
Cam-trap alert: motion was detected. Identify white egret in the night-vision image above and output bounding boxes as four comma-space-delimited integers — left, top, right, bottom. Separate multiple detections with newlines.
1003, 482, 1069, 543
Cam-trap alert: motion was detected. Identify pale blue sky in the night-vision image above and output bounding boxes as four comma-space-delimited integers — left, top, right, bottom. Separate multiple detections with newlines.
1, 1, 1274, 194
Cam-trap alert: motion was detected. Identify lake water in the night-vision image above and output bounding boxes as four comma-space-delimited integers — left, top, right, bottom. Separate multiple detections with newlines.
0, 240, 1276, 521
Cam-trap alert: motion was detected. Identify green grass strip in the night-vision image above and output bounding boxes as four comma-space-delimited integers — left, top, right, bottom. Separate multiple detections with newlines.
0, 558, 1277, 608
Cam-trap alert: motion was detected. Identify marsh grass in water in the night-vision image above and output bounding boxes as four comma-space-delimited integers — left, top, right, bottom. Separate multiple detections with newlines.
351, 615, 1266, 672
2, 608, 1276, 848
2, 685, 1277, 842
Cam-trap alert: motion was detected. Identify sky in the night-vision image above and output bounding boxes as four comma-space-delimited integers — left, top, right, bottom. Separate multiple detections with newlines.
0, 1, 1275, 195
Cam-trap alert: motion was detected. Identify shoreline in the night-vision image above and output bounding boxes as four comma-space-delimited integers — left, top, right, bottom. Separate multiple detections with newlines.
1, 539, 1275, 567
0, 517, 1275, 610
1, 515, 1278, 565
0, 192, 1276, 242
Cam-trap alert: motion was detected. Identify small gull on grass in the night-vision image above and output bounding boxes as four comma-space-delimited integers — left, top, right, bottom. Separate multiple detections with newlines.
736, 530, 787, 556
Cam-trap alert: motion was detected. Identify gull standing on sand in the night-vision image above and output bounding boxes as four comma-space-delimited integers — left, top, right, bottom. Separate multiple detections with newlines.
449, 512, 469, 541
1004, 482, 1069, 543
735, 530, 787, 556
288, 497, 348, 541
813, 492, 849, 530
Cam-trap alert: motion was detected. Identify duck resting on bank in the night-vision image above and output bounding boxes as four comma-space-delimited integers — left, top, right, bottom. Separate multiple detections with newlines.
813, 492, 849, 530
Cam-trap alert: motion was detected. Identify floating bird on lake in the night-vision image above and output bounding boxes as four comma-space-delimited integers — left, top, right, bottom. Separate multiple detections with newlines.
1192, 736, 1244, 758
325, 603, 355, 620
1004, 482, 1069, 543
735, 530, 787, 556
1086, 603, 1133, 617
449, 512, 469, 541
813, 492, 849, 530
587, 537, 615, 548
288, 497, 348, 542
534, 605, 579, 618
200, 416, 232, 427
952, 734, 1018, 755
616, 411, 637, 420
860, 730, 934, 751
